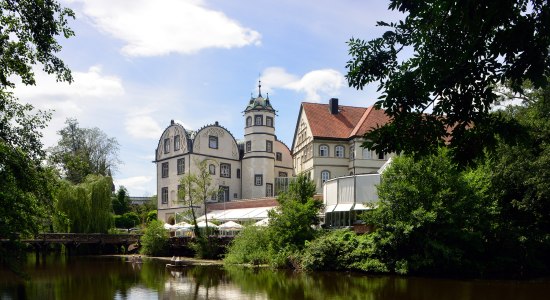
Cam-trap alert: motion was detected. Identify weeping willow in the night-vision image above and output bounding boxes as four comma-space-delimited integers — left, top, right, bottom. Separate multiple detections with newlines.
55, 175, 113, 233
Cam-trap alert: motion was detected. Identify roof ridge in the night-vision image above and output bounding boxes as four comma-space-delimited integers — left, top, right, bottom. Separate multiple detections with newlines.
302, 102, 372, 110
349, 105, 373, 138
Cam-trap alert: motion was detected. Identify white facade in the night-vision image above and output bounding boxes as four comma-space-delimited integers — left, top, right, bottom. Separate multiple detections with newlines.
155, 89, 293, 223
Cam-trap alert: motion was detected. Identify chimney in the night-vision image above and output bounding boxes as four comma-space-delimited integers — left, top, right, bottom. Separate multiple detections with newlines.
171, 119, 175, 125
329, 98, 339, 114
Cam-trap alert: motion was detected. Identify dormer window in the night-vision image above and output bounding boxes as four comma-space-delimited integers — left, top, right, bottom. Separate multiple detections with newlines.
163, 138, 170, 153
254, 115, 263, 126
174, 135, 181, 151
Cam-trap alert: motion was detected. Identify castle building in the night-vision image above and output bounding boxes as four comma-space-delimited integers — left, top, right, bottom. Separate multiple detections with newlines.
291, 98, 393, 193
154, 84, 293, 223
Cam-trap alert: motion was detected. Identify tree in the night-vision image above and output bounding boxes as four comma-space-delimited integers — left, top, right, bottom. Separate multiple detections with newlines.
112, 186, 131, 215
49, 118, 120, 184
140, 220, 169, 256
346, 0, 550, 162
0, 0, 74, 88
268, 173, 323, 251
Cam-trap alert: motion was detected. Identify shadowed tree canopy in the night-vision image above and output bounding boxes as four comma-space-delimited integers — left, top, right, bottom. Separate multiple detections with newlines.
346, 0, 550, 162
49, 118, 120, 184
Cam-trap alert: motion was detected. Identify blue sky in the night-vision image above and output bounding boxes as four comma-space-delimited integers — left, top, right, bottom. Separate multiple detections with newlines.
13, 0, 403, 196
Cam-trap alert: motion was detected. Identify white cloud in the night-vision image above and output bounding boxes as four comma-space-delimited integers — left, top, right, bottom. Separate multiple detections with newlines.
262, 67, 344, 102
125, 114, 164, 139
114, 176, 154, 196
68, 0, 261, 57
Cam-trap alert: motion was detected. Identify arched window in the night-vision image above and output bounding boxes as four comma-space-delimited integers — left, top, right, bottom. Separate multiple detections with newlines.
246, 116, 252, 127
321, 170, 330, 183
335, 145, 345, 158
362, 148, 372, 159
209, 164, 216, 175
319, 145, 329, 157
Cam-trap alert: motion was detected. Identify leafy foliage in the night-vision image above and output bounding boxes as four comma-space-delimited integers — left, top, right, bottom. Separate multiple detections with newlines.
114, 212, 140, 229
112, 186, 131, 215
48, 118, 120, 184
140, 220, 169, 256
346, 0, 550, 161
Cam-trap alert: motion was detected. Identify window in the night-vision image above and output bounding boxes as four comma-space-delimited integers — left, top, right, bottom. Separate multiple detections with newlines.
236, 168, 241, 179
335, 145, 345, 158
378, 151, 386, 160
276, 152, 282, 161
350, 147, 354, 160
218, 186, 229, 202
321, 170, 330, 183
319, 145, 329, 157
220, 163, 231, 178
278, 171, 288, 177
266, 140, 273, 153
266, 183, 273, 197
209, 136, 218, 149
266, 116, 273, 127
163, 138, 170, 153
246, 141, 251, 152
162, 162, 169, 178
362, 148, 372, 159
209, 164, 216, 175
255, 174, 263, 186
161, 187, 168, 204
246, 116, 252, 127
177, 158, 185, 174
174, 135, 180, 151
254, 115, 263, 125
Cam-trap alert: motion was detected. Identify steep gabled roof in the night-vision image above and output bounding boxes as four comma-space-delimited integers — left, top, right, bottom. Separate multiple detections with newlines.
301, 102, 390, 140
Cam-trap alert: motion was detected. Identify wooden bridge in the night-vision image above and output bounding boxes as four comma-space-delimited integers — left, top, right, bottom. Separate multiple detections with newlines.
18, 233, 142, 245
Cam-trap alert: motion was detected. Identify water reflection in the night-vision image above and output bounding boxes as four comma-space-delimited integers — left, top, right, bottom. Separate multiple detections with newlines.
1, 255, 549, 300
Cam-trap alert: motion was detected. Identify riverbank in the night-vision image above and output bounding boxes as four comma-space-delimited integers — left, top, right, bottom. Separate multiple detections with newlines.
107, 254, 224, 266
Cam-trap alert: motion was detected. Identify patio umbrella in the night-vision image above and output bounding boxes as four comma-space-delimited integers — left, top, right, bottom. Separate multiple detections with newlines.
219, 221, 243, 229
196, 221, 219, 228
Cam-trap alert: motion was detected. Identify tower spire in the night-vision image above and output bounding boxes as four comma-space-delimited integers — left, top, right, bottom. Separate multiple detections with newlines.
258, 79, 262, 97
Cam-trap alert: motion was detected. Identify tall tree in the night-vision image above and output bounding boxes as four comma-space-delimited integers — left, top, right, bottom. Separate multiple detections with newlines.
346, 0, 550, 162
112, 186, 131, 215
49, 118, 120, 184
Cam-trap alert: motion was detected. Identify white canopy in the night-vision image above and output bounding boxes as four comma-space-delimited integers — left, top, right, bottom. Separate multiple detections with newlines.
163, 223, 173, 230
196, 221, 219, 228
254, 218, 269, 227
219, 221, 243, 229
197, 206, 276, 222
173, 222, 193, 229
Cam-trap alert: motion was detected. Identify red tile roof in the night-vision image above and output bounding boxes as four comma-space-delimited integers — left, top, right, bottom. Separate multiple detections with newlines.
302, 102, 390, 139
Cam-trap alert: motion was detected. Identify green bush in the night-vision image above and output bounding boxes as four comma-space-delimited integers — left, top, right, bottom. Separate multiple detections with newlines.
146, 210, 157, 223
224, 226, 271, 265
140, 220, 169, 256
114, 212, 140, 229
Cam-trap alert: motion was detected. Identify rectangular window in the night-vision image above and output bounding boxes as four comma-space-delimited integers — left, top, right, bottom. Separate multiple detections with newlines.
174, 135, 180, 151
218, 186, 229, 202
255, 174, 263, 186
246, 141, 251, 152
378, 152, 385, 160
276, 152, 282, 161
254, 115, 263, 125
266, 140, 273, 153
161, 187, 168, 204
161, 162, 169, 178
220, 163, 231, 178
278, 171, 288, 177
209, 136, 218, 149
177, 158, 185, 175
163, 138, 170, 153
266, 116, 273, 127
236, 168, 241, 179
266, 183, 273, 197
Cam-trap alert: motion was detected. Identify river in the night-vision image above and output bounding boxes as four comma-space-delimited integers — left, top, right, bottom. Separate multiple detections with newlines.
1, 255, 549, 299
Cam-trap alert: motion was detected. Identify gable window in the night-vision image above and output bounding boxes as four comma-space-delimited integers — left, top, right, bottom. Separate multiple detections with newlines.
276, 152, 282, 161
174, 135, 181, 151
161, 187, 168, 204
209, 136, 218, 149
163, 138, 170, 153
177, 158, 185, 175
321, 170, 330, 183
266, 183, 273, 197
246, 141, 251, 152
254, 115, 263, 126
236, 168, 241, 179
220, 163, 231, 178
266, 116, 273, 127
246, 116, 252, 127
319, 145, 329, 157
162, 162, 169, 178
363, 148, 372, 159
209, 164, 216, 175
255, 174, 263, 186
335, 145, 345, 158
266, 140, 273, 153
278, 171, 288, 177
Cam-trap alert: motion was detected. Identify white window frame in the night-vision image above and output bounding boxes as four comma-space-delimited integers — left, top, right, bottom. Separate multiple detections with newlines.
319, 145, 329, 157
209, 136, 218, 149
255, 174, 263, 186
220, 163, 231, 178
164, 138, 170, 153
162, 162, 169, 178
321, 170, 330, 183
266, 140, 273, 153
266, 116, 273, 127
363, 148, 372, 159
254, 115, 263, 126
209, 164, 216, 175
177, 158, 185, 175
335, 145, 345, 158
161, 187, 168, 204
174, 135, 180, 151
246, 116, 252, 127
266, 183, 273, 197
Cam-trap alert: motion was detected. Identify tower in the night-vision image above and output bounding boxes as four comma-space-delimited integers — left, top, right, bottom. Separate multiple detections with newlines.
242, 81, 276, 198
